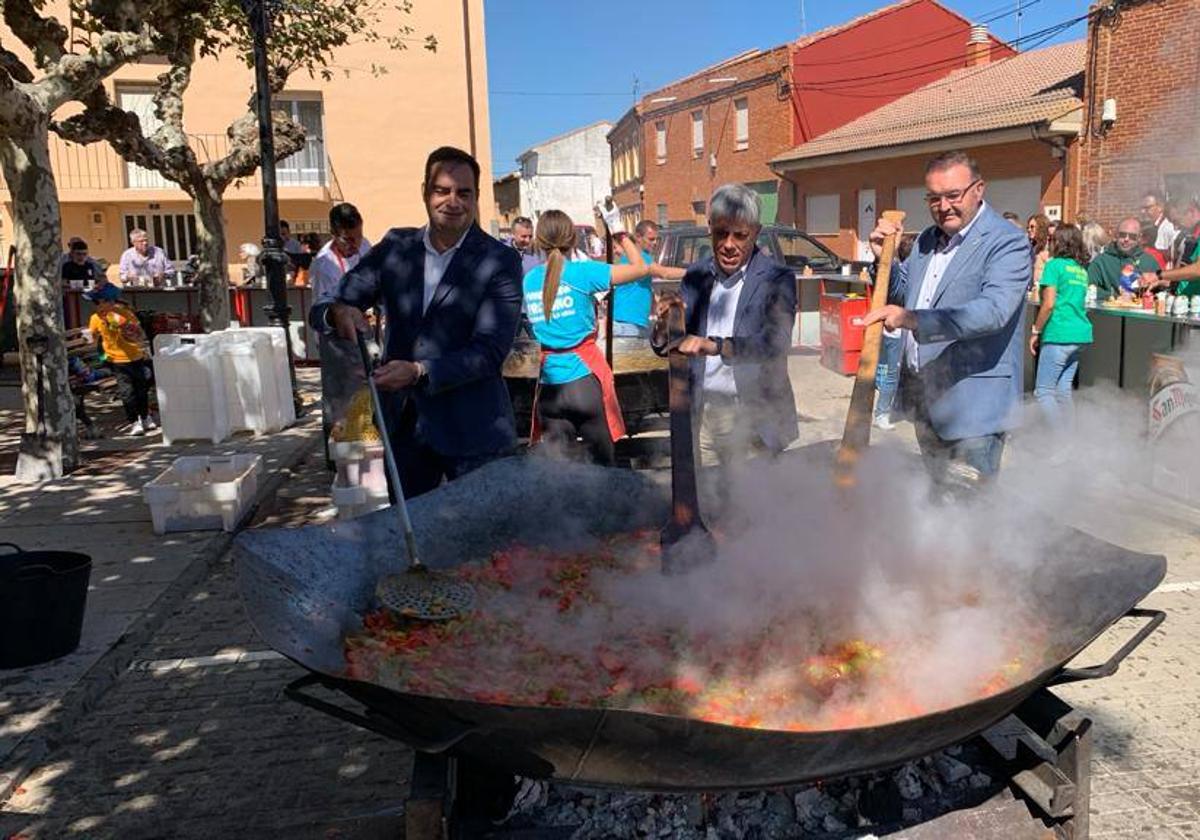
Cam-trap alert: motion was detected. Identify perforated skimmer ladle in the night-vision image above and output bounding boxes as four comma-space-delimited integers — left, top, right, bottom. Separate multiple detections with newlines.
355, 332, 475, 621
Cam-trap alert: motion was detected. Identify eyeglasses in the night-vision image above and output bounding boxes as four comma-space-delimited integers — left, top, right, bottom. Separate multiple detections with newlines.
925, 179, 981, 206
1115, 231, 1140, 241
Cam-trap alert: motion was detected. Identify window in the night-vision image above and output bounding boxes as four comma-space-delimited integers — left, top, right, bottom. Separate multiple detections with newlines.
805, 194, 840, 235
124, 212, 198, 261
679, 234, 713, 265
895, 186, 928, 226
657, 203, 668, 227
734, 98, 749, 151
775, 231, 839, 271
655, 121, 667, 164
276, 96, 326, 187
118, 87, 170, 189
691, 200, 706, 218
691, 110, 704, 157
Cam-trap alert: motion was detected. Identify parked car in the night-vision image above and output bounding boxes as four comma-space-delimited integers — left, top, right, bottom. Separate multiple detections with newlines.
656, 225, 844, 275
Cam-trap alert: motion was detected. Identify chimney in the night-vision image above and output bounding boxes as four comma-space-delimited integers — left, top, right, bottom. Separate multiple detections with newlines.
966, 24, 991, 67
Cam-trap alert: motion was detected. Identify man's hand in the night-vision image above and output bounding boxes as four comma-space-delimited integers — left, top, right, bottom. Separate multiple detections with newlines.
373, 360, 423, 391
1141, 271, 1162, 291
862, 304, 917, 331
868, 217, 905, 259
677, 335, 718, 356
330, 303, 368, 341
1029, 332, 1040, 356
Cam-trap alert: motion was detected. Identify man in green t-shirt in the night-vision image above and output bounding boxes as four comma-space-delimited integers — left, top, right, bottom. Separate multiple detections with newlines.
1087, 216, 1161, 299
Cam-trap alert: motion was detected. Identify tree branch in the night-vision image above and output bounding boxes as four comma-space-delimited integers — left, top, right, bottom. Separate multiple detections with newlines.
0, 42, 35, 84
202, 106, 305, 189
1, 0, 67, 70
33, 28, 158, 112
51, 87, 176, 178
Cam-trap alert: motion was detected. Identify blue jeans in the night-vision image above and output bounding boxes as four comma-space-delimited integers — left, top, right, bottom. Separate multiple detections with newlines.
906, 370, 1006, 487
875, 334, 901, 419
1034, 342, 1082, 432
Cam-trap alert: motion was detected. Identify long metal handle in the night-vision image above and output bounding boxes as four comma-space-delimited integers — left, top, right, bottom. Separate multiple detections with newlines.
1048, 608, 1166, 685
354, 332, 422, 572
284, 674, 475, 752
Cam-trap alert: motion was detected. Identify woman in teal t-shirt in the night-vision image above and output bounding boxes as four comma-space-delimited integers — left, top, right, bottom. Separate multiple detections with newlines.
1030, 224, 1093, 439
523, 210, 647, 465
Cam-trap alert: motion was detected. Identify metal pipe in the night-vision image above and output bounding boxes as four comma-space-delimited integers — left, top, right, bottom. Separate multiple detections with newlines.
246, 0, 301, 415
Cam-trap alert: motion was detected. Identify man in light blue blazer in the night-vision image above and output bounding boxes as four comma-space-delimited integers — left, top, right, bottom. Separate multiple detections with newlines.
863, 150, 1032, 483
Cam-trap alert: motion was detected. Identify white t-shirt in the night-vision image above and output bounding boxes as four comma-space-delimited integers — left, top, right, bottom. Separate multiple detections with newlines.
703, 266, 746, 396
310, 238, 371, 304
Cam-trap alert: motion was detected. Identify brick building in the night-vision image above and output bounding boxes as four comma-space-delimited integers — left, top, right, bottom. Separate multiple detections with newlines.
609, 0, 1013, 229
1076, 0, 1200, 231
770, 41, 1085, 260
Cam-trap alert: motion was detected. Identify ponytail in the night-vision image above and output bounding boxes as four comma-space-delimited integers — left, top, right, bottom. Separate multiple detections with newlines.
542, 249, 565, 322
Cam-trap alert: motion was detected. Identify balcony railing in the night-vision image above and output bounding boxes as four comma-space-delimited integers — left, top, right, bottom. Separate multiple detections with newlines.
43, 132, 331, 193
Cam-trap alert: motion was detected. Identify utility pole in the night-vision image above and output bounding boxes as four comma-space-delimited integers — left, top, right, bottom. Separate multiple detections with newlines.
1016, 0, 1022, 45
800, 0, 807, 35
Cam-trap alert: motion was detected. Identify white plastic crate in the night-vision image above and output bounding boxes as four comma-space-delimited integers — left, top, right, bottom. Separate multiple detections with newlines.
236, 327, 297, 429
153, 342, 231, 445
331, 481, 389, 521
218, 331, 278, 436
143, 454, 263, 535
330, 440, 387, 494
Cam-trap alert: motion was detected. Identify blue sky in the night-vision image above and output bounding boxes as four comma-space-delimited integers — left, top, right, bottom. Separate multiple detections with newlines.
484, 0, 1090, 174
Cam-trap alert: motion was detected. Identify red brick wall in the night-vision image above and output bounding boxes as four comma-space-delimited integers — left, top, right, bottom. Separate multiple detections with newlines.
1078, 0, 1200, 232
781, 139, 1073, 259
640, 47, 792, 225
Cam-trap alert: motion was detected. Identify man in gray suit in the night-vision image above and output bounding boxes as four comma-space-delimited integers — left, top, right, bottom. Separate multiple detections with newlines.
863, 150, 1031, 484
651, 183, 798, 466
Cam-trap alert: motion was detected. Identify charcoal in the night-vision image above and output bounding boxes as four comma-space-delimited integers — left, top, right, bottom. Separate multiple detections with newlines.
893, 764, 923, 801
933, 753, 973, 785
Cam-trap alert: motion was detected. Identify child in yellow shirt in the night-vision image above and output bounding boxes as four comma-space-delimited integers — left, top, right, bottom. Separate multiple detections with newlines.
86, 282, 156, 436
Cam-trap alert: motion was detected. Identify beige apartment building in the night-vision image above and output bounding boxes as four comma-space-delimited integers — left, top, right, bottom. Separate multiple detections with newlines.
0, 0, 494, 273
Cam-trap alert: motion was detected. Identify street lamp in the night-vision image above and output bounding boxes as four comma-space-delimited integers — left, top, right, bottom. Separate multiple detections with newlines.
243, 0, 302, 417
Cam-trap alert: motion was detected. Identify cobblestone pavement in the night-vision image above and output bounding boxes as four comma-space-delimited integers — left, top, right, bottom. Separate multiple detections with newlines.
2, 355, 1198, 839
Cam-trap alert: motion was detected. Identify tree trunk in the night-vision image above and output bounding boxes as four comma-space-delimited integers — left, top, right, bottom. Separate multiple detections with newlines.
191, 183, 231, 331
0, 127, 80, 480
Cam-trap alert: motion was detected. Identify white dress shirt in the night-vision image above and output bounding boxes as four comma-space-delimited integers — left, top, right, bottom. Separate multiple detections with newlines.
421, 226, 470, 314
702, 264, 747, 396
904, 204, 985, 371
1153, 214, 1178, 254
310, 238, 371, 305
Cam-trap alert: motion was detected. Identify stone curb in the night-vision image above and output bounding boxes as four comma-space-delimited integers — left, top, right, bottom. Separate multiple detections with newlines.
0, 421, 322, 803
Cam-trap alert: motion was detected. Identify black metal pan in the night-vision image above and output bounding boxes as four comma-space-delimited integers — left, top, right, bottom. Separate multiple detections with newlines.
234, 457, 1165, 791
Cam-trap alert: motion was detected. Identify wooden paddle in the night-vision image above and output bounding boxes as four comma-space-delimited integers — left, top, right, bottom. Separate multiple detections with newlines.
659, 296, 716, 574
833, 210, 906, 488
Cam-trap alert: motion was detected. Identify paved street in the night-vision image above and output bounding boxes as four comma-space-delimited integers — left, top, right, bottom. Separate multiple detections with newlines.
0, 354, 1198, 839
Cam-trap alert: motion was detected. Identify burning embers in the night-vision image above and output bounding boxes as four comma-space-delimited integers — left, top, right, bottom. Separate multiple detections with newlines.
343, 531, 1036, 731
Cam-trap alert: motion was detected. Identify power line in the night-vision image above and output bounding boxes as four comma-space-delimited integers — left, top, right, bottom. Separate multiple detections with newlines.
791, 10, 1089, 92
791, 0, 1044, 68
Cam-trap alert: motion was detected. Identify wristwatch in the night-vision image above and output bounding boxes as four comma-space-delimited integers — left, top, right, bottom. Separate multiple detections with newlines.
709, 336, 733, 360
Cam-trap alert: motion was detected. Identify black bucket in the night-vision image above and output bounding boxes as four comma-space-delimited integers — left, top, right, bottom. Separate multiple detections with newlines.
0, 542, 92, 669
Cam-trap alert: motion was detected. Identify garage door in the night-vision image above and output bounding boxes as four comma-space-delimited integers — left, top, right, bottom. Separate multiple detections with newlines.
982, 176, 1043, 220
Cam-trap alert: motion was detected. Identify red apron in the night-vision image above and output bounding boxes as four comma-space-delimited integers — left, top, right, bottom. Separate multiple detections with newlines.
530, 334, 626, 443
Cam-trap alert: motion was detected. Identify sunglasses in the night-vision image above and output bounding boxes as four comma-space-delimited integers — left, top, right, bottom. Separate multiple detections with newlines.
1116, 232, 1140, 241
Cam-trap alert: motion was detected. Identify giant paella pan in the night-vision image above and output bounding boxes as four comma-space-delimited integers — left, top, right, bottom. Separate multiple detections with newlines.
234, 456, 1164, 792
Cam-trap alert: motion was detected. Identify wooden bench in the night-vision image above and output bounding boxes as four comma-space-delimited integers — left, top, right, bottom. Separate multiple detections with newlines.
65, 327, 117, 438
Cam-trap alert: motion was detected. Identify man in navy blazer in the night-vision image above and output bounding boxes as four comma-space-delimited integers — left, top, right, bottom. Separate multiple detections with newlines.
652, 183, 798, 466
864, 150, 1032, 483
311, 146, 522, 498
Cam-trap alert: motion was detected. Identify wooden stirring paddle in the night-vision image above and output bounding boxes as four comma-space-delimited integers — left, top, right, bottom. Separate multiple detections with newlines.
833, 210, 906, 488
659, 296, 717, 574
